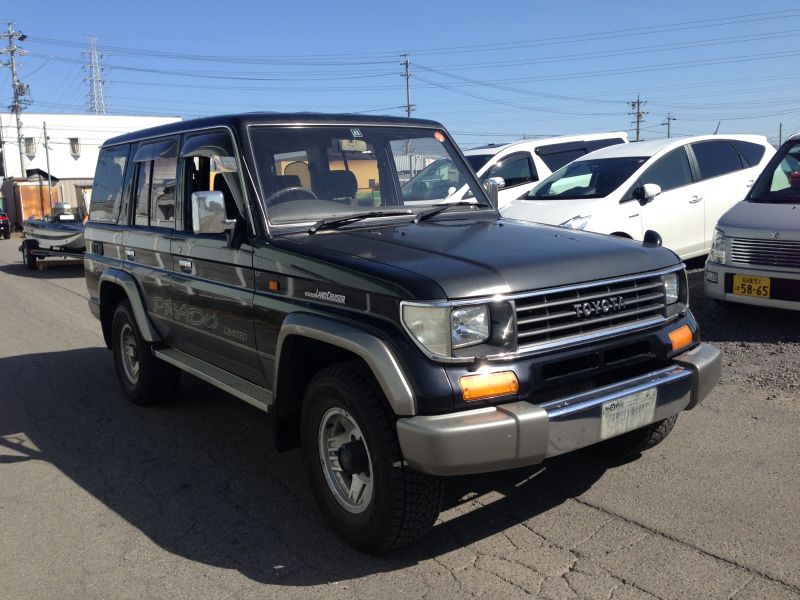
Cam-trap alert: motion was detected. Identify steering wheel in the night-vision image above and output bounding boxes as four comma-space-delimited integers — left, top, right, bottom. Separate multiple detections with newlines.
265, 186, 318, 206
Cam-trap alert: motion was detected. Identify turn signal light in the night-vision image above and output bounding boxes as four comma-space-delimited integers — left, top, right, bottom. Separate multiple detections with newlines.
459, 371, 519, 401
668, 324, 693, 352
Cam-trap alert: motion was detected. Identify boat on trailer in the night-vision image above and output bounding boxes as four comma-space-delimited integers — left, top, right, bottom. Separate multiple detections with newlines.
22, 203, 85, 252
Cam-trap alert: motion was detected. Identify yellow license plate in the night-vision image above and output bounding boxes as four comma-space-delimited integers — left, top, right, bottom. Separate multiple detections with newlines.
732, 275, 771, 298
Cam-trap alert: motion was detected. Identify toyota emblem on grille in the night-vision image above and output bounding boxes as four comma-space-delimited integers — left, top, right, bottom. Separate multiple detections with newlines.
771, 231, 780, 239
574, 296, 626, 318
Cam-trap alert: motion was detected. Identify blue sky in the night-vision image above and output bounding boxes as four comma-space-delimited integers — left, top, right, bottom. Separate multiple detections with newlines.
3, 1, 798, 147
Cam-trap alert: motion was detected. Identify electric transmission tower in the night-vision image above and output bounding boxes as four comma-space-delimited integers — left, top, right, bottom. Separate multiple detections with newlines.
1, 22, 31, 177
83, 35, 107, 115
628, 94, 648, 142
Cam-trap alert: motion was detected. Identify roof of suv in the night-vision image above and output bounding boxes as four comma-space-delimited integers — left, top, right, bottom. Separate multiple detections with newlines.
581, 134, 770, 160
102, 112, 444, 147
463, 131, 628, 156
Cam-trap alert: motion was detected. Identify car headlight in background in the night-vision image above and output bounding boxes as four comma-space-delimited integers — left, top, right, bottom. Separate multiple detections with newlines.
402, 303, 490, 358
559, 215, 591, 230
661, 272, 679, 304
709, 228, 726, 264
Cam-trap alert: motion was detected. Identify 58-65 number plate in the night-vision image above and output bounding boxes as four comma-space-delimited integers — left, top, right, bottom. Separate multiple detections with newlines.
600, 389, 657, 440
732, 275, 770, 298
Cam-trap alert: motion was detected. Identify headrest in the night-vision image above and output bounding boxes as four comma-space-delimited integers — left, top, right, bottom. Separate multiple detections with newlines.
320, 170, 357, 199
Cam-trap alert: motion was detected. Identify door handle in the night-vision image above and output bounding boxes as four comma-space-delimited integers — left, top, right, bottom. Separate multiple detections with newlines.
688, 196, 703, 204
178, 259, 193, 273
746, 179, 755, 188
125, 248, 135, 259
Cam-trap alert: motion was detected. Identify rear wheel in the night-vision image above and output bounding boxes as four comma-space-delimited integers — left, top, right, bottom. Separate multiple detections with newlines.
302, 362, 444, 554
22, 239, 38, 270
592, 415, 677, 459
111, 300, 179, 405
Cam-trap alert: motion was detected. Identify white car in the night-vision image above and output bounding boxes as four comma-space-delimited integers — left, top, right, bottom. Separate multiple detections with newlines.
463, 132, 628, 208
401, 132, 628, 208
705, 133, 800, 310
502, 135, 775, 259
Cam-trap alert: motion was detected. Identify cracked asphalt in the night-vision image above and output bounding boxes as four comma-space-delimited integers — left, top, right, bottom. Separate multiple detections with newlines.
0, 239, 798, 599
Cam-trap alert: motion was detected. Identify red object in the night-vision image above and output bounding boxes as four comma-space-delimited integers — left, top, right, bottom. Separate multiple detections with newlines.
789, 171, 800, 189
0, 214, 8, 221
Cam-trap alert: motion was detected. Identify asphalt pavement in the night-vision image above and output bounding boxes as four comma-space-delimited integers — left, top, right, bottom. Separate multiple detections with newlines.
0, 236, 798, 599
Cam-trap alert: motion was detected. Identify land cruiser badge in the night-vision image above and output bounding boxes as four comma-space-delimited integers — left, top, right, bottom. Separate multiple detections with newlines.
305, 289, 347, 305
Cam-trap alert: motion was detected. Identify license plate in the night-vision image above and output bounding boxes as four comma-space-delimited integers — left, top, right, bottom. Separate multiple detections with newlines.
732, 275, 771, 298
601, 388, 657, 440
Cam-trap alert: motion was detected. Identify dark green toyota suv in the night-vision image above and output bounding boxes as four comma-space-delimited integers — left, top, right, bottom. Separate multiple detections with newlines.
85, 113, 720, 553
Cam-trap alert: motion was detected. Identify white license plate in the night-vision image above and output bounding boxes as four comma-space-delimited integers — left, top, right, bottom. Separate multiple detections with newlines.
600, 388, 657, 440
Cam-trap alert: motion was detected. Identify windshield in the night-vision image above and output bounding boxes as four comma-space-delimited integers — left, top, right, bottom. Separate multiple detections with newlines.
465, 154, 494, 172
525, 156, 647, 200
749, 141, 800, 204
249, 125, 490, 225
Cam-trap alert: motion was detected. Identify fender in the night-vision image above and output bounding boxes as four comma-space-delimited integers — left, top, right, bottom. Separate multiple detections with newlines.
274, 313, 416, 416
99, 268, 162, 343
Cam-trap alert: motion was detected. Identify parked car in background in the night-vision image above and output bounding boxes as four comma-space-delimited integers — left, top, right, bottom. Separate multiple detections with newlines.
0, 212, 10, 239
704, 133, 800, 310
401, 132, 628, 208
502, 135, 775, 259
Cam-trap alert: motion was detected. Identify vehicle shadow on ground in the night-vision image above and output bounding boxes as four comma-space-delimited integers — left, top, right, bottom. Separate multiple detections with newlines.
685, 265, 799, 344
0, 348, 612, 586
0, 260, 85, 280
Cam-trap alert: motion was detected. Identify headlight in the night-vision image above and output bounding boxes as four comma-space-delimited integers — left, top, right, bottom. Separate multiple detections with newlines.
559, 215, 591, 230
451, 305, 489, 349
709, 228, 726, 264
402, 303, 491, 357
661, 273, 679, 304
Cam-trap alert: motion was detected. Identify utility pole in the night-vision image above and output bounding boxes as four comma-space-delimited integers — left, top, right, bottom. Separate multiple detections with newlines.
401, 54, 413, 118
1, 22, 31, 177
43, 122, 53, 209
83, 35, 107, 114
628, 94, 647, 142
778, 123, 782, 146
661, 113, 677, 139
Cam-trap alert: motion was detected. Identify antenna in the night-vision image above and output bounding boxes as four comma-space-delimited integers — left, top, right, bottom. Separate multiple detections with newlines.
82, 35, 107, 115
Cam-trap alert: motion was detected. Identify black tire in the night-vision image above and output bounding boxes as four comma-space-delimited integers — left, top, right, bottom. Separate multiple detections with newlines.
591, 415, 678, 460
301, 361, 444, 554
3, 233, 10, 240
111, 300, 179, 405
22, 239, 38, 270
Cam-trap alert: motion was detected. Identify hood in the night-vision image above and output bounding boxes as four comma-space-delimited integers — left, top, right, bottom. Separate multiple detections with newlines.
718, 200, 800, 240
501, 197, 607, 226
272, 218, 679, 300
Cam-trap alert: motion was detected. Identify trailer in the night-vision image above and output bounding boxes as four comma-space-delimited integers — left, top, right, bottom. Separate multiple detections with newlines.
20, 238, 84, 271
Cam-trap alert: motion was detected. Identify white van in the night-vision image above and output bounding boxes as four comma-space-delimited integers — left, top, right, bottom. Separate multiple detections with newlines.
502, 135, 775, 259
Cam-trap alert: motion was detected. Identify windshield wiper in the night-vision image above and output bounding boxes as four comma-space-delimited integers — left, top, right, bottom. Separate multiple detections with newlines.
309, 210, 413, 234
413, 201, 485, 223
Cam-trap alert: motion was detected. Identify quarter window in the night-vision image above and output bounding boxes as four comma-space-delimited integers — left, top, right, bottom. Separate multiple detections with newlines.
691, 141, 744, 180
733, 141, 766, 167
150, 157, 177, 228
639, 147, 693, 192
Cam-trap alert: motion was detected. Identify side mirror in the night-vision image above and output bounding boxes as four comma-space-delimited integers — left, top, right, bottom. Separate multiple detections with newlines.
191, 191, 236, 235
632, 183, 662, 205
482, 177, 504, 208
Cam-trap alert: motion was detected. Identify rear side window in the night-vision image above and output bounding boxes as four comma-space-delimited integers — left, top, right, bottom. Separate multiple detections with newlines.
538, 148, 585, 172
733, 141, 766, 167
89, 145, 129, 223
638, 146, 693, 192
691, 141, 744, 179
487, 153, 537, 186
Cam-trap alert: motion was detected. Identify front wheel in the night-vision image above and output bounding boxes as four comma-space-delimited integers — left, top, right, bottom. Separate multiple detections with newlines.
111, 300, 179, 405
591, 415, 678, 459
302, 362, 444, 554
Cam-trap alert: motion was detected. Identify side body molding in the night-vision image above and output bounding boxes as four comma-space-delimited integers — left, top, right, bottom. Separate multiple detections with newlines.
99, 268, 162, 343
274, 313, 416, 416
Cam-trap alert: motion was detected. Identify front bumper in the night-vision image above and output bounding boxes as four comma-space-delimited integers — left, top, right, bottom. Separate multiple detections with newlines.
704, 260, 800, 311
397, 342, 721, 476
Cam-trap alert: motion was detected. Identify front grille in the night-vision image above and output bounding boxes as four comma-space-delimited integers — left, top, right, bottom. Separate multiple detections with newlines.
730, 237, 800, 270
514, 273, 668, 352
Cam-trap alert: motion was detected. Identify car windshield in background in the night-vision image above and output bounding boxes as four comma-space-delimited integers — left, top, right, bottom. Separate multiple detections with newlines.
526, 156, 647, 200
749, 142, 800, 204
465, 154, 494, 172
249, 125, 489, 225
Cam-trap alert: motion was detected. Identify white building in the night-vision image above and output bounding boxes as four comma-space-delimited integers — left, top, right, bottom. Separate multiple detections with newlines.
0, 113, 180, 226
